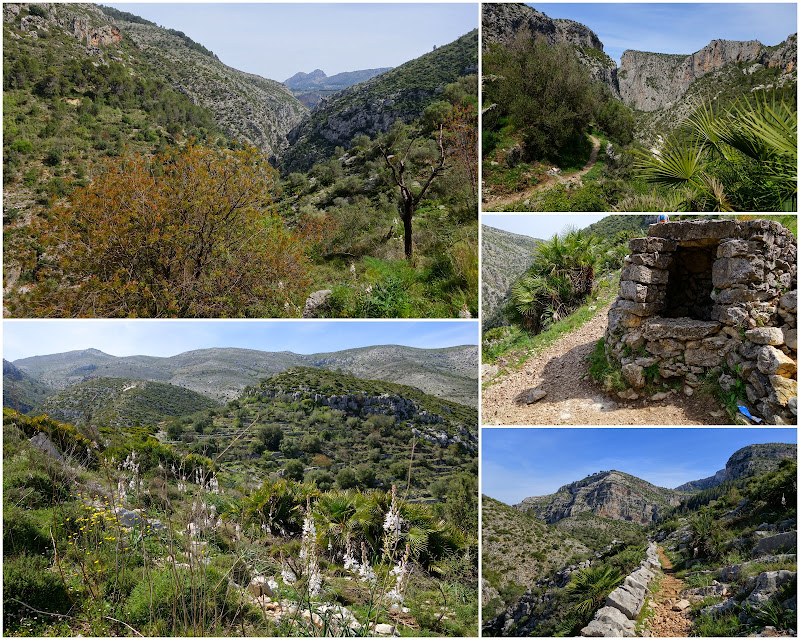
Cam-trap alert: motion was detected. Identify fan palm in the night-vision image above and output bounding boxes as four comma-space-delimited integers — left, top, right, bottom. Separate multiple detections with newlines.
565, 565, 623, 618
639, 92, 797, 211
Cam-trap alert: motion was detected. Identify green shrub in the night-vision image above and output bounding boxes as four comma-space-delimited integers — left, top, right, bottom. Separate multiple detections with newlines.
4, 554, 71, 630
3, 507, 48, 556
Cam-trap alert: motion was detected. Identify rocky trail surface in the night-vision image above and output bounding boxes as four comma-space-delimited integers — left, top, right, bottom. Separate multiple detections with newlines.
485, 135, 601, 211
645, 547, 693, 637
482, 301, 729, 425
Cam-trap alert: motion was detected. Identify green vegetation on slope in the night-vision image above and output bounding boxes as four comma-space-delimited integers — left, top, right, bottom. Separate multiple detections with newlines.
35, 377, 220, 432
2, 406, 477, 637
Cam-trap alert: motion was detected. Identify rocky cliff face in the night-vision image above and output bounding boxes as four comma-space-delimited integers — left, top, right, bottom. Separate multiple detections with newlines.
481, 225, 540, 329
515, 470, 683, 525
674, 443, 797, 492
619, 35, 797, 111
482, 3, 618, 96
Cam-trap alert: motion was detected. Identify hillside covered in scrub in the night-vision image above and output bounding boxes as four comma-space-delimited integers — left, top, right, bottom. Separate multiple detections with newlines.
481, 3, 797, 212
3, 3, 478, 319
3, 360, 479, 636
482, 443, 797, 637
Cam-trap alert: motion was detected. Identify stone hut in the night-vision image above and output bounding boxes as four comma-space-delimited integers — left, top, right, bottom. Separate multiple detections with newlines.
605, 219, 797, 424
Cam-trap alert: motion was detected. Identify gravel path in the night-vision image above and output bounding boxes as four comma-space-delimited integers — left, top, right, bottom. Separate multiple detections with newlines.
485, 135, 602, 211
646, 547, 693, 637
481, 302, 729, 425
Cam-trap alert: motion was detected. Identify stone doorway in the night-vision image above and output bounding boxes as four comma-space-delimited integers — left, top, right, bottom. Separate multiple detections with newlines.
663, 245, 717, 320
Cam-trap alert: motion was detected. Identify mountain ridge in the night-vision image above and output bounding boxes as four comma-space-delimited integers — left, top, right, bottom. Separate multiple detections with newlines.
10, 345, 478, 407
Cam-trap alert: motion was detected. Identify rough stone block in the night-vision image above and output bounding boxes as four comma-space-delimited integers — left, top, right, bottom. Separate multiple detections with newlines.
621, 264, 668, 285
783, 327, 797, 351
715, 305, 749, 326
746, 327, 785, 345
643, 318, 720, 340
684, 348, 721, 368
752, 531, 797, 557
769, 375, 796, 406
628, 237, 677, 253
619, 280, 659, 303
713, 256, 761, 289
711, 288, 758, 305
616, 299, 662, 317
744, 570, 797, 606
717, 239, 752, 258
780, 290, 797, 313
628, 252, 672, 269
608, 308, 643, 331
650, 219, 739, 241
646, 339, 684, 358
605, 584, 645, 620
757, 345, 797, 377
622, 363, 646, 388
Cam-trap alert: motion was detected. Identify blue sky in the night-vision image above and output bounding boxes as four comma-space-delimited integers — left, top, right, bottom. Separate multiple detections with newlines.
531, 3, 797, 65
2, 320, 478, 361
483, 213, 607, 241
482, 428, 798, 505
107, 3, 477, 81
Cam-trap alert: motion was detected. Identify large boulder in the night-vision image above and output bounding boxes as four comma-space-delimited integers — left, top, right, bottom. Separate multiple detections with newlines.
752, 531, 797, 557
743, 570, 797, 606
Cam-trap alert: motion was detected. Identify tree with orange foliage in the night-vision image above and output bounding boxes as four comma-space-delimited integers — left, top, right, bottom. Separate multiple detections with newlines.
15, 144, 323, 317
443, 103, 478, 203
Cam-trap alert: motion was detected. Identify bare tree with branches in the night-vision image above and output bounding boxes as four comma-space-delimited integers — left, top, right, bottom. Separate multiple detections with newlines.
379, 125, 447, 260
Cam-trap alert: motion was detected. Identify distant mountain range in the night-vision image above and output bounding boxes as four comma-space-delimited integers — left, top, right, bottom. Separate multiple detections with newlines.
284, 67, 392, 107
280, 29, 478, 172
6, 344, 478, 408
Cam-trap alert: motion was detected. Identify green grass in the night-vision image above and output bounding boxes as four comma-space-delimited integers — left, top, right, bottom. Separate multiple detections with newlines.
482, 275, 618, 381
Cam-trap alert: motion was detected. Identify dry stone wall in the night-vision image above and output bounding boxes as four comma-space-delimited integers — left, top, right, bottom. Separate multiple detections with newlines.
605, 220, 797, 424
580, 542, 661, 637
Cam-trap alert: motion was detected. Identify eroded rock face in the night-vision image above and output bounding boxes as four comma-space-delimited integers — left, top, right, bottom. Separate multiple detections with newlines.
514, 471, 683, 525
619, 36, 797, 111
481, 3, 618, 97
606, 220, 797, 425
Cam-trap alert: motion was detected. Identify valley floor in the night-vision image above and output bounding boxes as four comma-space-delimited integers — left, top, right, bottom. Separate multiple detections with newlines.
482, 301, 729, 425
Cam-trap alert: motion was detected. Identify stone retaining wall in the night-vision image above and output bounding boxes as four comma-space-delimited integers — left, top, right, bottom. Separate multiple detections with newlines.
580, 542, 661, 637
605, 219, 797, 424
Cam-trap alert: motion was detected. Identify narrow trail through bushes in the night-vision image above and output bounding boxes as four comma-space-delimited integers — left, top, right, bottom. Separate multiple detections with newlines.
482, 301, 729, 425
646, 546, 693, 637
485, 135, 601, 211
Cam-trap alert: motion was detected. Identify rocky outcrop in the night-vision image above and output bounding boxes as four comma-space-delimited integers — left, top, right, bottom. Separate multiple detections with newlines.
482, 3, 618, 97
675, 443, 797, 492
619, 35, 797, 111
605, 219, 797, 425
515, 471, 683, 525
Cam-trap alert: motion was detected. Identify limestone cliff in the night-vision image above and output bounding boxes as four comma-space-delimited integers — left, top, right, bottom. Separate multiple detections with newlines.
619, 35, 797, 111
676, 443, 797, 491
482, 3, 618, 97
515, 470, 683, 526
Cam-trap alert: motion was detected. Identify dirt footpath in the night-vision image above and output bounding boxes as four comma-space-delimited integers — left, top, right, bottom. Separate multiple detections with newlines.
485, 135, 602, 211
646, 547, 694, 637
481, 303, 730, 425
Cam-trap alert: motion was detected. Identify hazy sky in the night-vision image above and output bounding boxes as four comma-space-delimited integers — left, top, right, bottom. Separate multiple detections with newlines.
106, 3, 477, 81
3, 320, 478, 362
531, 3, 797, 65
482, 428, 798, 505
482, 213, 607, 241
